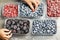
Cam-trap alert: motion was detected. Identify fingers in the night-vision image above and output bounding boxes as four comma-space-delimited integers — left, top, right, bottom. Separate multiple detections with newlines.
36, 0, 40, 4
3, 33, 12, 40
27, 2, 34, 12
6, 33, 12, 39
3, 29, 9, 32
31, 0, 40, 11
6, 39, 9, 40
24, 0, 40, 12
4, 30, 12, 39
5, 31, 11, 35
33, 1, 38, 10
0, 29, 12, 40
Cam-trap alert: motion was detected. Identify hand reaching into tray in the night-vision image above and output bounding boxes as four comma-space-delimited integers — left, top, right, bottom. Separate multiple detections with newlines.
23, 0, 40, 12
0, 29, 12, 40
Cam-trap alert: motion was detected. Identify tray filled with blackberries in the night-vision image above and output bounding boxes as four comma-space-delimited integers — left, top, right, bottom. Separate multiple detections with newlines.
4, 19, 30, 35
32, 19, 57, 36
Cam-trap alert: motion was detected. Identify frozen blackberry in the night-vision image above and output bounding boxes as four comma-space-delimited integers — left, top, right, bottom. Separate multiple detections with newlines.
26, 25, 30, 29
10, 25, 14, 29
15, 19, 19, 23
17, 23, 20, 27
20, 31, 24, 34
24, 29, 29, 34
13, 25, 17, 30
19, 25, 23, 29
12, 30, 17, 33
6, 24, 10, 28
17, 27, 20, 31
23, 22, 27, 26
19, 20, 23, 24
23, 26, 27, 30
6, 20, 12, 25
12, 20, 16, 25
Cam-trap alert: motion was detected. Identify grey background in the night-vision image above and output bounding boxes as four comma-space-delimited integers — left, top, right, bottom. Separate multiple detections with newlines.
0, 0, 60, 40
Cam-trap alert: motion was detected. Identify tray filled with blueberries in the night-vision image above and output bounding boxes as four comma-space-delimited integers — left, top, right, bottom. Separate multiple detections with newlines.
2, 0, 58, 36
32, 19, 57, 36
18, 1, 44, 18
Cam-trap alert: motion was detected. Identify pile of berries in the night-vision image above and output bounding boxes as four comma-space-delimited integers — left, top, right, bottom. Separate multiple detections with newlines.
5, 19, 30, 34
3, 4, 18, 18
47, 0, 60, 17
32, 20, 57, 35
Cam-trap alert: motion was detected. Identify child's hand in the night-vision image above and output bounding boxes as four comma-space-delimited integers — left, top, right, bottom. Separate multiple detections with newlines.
0, 29, 12, 40
23, 0, 40, 12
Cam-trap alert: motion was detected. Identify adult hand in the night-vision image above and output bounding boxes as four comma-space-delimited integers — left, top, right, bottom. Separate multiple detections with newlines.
0, 29, 12, 40
23, 0, 40, 12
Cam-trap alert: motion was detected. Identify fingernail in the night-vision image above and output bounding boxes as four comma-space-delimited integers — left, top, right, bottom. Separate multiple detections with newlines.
32, 9, 35, 12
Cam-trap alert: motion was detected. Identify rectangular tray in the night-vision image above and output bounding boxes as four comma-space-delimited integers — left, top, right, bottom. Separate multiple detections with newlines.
2, 3, 18, 18
18, 1, 45, 18
4, 18, 30, 35
32, 19, 57, 36
47, 0, 60, 17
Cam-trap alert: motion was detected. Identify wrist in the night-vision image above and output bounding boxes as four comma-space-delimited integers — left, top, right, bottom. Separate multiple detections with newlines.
0, 38, 2, 40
